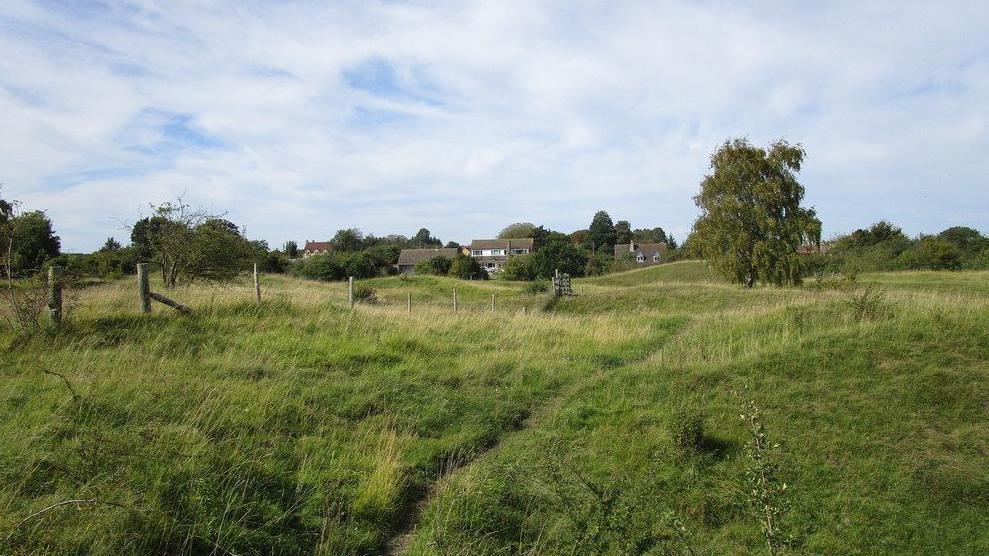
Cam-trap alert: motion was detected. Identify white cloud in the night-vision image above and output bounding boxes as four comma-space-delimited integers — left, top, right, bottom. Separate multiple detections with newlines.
0, 0, 987, 251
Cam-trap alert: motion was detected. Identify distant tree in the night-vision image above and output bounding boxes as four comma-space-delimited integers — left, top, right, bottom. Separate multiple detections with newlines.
331, 228, 364, 252
100, 237, 121, 252
532, 225, 568, 250
498, 222, 536, 239
587, 211, 617, 253
500, 254, 536, 281
914, 237, 962, 270
693, 138, 819, 287
667, 234, 678, 251
283, 240, 299, 258
569, 229, 588, 247
615, 220, 632, 245
448, 253, 487, 280
413, 228, 442, 248
444, 240, 460, 249
584, 252, 613, 276
530, 240, 587, 278
3, 210, 61, 275
937, 226, 987, 252
632, 227, 668, 244
296, 254, 344, 281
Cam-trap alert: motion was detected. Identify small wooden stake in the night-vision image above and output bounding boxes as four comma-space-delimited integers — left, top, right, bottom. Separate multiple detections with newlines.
137, 263, 151, 314
407, 292, 412, 313
491, 293, 495, 311
253, 263, 261, 303
47, 266, 62, 324
348, 276, 354, 309
453, 289, 458, 312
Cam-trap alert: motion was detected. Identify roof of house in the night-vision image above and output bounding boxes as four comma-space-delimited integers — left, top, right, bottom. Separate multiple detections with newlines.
397, 247, 460, 266
469, 238, 535, 250
614, 242, 669, 259
304, 241, 332, 252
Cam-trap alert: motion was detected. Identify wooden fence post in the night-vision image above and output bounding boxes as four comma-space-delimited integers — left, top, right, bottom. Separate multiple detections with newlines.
491, 293, 495, 311
407, 292, 412, 313
453, 289, 458, 312
47, 265, 62, 324
137, 263, 151, 314
348, 276, 354, 309
253, 263, 261, 303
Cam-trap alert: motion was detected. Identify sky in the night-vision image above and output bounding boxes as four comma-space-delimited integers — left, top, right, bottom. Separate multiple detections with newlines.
1, 1, 987, 252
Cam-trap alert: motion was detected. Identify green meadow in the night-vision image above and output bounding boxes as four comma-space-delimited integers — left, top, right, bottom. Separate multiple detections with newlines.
2, 261, 988, 554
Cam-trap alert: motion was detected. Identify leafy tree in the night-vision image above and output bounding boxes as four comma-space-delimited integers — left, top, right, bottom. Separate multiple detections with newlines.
339, 251, 377, 278
937, 226, 987, 253
632, 227, 668, 244
296, 254, 344, 281
448, 253, 487, 280
498, 222, 535, 239
693, 138, 819, 287
283, 240, 299, 258
587, 211, 617, 253
615, 220, 632, 245
531, 240, 587, 278
101, 237, 121, 252
569, 229, 588, 247
532, 225, 568, 250
331, 228, 364, 252
3, 210, 61, 275
444, 241, 460, 248
413, 228, 442, 248
913, 237, 962, 270
415, 255, 452, 275
500, 254, 536, 281
667, 234, 678, 251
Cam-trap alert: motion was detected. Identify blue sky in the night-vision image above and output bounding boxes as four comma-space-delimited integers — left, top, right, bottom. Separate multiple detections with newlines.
1, 1, 987, 251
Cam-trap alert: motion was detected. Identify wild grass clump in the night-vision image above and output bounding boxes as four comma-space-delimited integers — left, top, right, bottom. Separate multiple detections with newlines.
353, 284, 379, 304
523, 280, 549, 295
847, 286, 891, 321
669, 404, 706, 454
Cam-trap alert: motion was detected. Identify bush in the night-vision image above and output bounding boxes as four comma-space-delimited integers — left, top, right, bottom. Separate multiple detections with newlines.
353, 285, 379, 304
584, 252, 613, 276
500, 254, 536, 281
530, 240, 587, 278
448, 254, 488, 280
415, 255, 452, 276
296, 254, 345, 281
523, 280, 549, 295
669, 405, 705, 453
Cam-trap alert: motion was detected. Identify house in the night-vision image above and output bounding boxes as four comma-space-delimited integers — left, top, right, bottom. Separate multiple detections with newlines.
468, 238, 534, 273
303, 241, 332, 258
396, 247, 461, 274
614, 241, 668, 264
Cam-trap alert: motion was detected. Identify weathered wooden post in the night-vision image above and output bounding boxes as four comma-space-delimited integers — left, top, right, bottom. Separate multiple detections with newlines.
47, 265, 62, 324
348, 276, 354, 309
137, 263, 151, 313
491, 293, 495, 311
407, 292, 412, 313
253, 263, 261, 303
453, 289, 458, 312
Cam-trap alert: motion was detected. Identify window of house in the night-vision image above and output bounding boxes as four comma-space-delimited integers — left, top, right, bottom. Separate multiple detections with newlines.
491, 249, 503, 256
471, 250, 482, 256
636, 255, 645, 262
512, 249, 527, 255
653, 254, 660, 262
485, 262, 495, 268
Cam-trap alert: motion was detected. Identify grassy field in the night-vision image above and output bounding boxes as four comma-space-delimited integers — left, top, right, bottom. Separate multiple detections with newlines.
2, 262, 988, 554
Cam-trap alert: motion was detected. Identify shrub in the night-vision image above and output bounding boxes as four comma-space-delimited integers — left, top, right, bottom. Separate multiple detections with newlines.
296, 254, 344, 281
415, 255, 452, 276
353, 285, 379, 304
584, 252, 613, 276
530, 240, 587, 278
448, 254, 488, 280
669, 405, 705, 453
523, 280, 549, 295
500, 254, 536, 281
847, 286, 890, 321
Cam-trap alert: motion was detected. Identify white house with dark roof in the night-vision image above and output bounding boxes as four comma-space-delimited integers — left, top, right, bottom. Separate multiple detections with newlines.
468, 238, 534, 272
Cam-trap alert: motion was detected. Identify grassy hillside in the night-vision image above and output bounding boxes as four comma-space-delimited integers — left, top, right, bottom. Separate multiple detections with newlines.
2, 262, 988, 554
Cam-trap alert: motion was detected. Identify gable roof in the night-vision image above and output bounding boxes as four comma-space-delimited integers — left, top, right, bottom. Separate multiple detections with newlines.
614, 241, 669, 259
397, 247, 460, 266
304, 241, 332, 252
469, 238, 534, 250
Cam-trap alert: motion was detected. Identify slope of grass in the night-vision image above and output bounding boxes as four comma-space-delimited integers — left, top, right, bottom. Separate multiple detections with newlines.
2, 269, 988, 554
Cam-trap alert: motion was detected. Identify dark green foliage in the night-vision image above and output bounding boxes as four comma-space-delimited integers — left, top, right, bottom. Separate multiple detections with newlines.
295, 254, 344, 281
614, 220, 632, 245
332, 228, 364, 252
669, 405, 705, 454
587, 210, 617, 253
353, 284, 379, 304
3, 210, 61, 275
412, 228, 442, 248
584, 252, 613, 276
414, 255, 452, 276
51, 247, 140, 279
500, 254, 537, 281
530, 240, 587, 278
101, 237, 121, 252
448, 253, 487, 280
531, 225, 569, 250
693, 138, 820, 287
283, 240, 299, 258
632, 226, 668, 244
523, 280, 549, 294
498, 222, 535, 239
